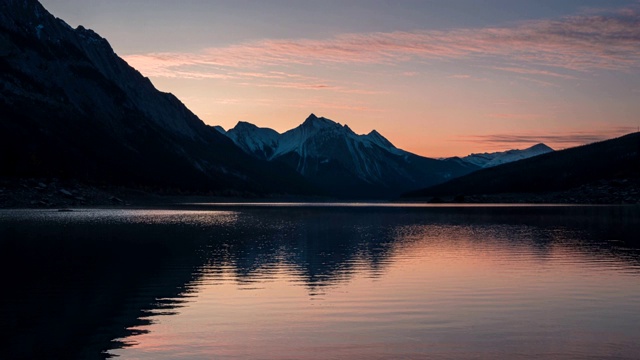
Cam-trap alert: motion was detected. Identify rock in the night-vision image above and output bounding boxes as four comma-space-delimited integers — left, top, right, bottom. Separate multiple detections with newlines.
110, 196, 124, 203
59, 189, 73, 197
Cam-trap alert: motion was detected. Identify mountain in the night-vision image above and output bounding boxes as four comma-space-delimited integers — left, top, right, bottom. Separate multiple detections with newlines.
403, 132, 640, 201
0, 0, 313, 196
456, 143, 554, 168
220, 114, 479, 198
223, 121, 281, 160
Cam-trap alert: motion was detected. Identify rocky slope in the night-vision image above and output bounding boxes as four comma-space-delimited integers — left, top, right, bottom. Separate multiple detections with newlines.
0, 0, 313, 196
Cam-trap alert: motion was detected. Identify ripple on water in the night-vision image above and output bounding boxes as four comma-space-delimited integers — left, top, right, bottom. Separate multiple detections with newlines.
1, 205, 639, 359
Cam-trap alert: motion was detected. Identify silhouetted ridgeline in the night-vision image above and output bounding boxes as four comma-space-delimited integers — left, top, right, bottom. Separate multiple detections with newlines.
0, 0, 314, 196
403, 132, 640, 203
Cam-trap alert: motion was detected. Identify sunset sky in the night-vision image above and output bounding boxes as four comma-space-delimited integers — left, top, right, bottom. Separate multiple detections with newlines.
40, 0, 640, 157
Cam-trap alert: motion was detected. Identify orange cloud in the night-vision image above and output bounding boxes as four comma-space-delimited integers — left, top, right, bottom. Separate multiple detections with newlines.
455, 126, 638, 150
488, 113, 544, 120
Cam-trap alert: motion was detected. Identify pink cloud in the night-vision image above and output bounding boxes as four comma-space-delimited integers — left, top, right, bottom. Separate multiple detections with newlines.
235, 80, 385, 94
285, 100, 381, 113
491, 66, 578, 79
123, 6, 640, 83
513, 76, 560, 88
488, 113, 544, 120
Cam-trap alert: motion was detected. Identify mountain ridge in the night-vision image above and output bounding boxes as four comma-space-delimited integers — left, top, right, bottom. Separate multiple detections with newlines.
220, 114, 479, 198
403, 132, 640, 201
455, 143, 554, 168
0, 0, 315, 196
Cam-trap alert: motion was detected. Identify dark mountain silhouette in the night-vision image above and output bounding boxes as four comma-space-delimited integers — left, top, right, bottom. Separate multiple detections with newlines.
0, 0, 314, 196
219, 114, 480, 198
403, 132, 640, 200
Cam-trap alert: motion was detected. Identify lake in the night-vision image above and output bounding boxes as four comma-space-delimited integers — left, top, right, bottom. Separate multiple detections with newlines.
1, 204, 640, 359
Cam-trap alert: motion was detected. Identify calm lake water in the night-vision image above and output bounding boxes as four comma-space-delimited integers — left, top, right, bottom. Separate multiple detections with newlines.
1, 204, 640, 359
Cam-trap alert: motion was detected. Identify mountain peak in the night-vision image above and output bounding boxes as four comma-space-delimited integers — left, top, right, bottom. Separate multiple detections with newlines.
228, 121, 280, 138
530, 143, 553, 151
343, 124, 356, 134
365, 129, 398, 151
302, 113, 340, 129
234, 121, 259, 130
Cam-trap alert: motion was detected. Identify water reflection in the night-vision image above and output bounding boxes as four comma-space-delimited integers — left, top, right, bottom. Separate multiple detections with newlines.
0, 205, 639, 359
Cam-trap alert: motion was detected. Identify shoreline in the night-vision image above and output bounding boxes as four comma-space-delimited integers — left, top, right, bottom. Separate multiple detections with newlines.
1, 177, 638, 209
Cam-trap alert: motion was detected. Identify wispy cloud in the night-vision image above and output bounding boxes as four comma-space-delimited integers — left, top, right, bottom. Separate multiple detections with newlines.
456, 126, 638, 149
124, 6, 640, 82
513, 76, 560, 87
208, 96, 380, 113
449, 74, 472, 79
491, 66, 578, 79
234, 80, 385, 94
284, 100, 382, 113
488, 113, 544, 120
449, 74, 489, 82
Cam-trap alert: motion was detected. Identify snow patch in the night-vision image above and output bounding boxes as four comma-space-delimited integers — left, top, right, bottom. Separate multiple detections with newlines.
458, 143, 554, 168
35, 24, 44, 39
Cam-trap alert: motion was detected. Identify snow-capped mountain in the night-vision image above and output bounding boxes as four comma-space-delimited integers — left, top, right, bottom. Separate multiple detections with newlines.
457, 143, 554, 168
221, 114, 407, 161
219, 114, 479, 197
222, 122, 281, 160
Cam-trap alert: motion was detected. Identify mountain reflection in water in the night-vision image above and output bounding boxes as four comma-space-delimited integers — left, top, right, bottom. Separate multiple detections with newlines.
1, 205, 639, 359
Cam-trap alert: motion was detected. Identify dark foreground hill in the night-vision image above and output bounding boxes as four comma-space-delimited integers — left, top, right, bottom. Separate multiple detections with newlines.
403, 132, 640, 203
0, 0, 314, 197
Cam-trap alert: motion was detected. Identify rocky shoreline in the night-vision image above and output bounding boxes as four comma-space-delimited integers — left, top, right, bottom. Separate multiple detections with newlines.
0, 178, 308, 209
1, 177, 638, 209
0, 178, 162, 209
415, 178, 640, 205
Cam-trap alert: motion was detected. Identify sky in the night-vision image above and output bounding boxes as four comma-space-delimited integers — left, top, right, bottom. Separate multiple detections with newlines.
40, 0, 640, 157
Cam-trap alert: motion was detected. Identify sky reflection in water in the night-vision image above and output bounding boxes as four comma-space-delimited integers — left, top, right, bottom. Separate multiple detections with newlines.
1, 205, 639, 359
